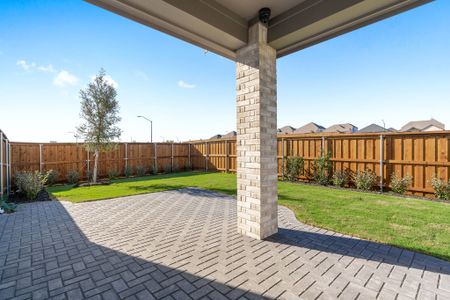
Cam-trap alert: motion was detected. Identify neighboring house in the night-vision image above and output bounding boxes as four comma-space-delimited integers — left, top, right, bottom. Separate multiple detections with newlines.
400, 119, 445, 132
221, 131, 236, 139
358, 123, 388, 133
324, 123, 358, 133
210, 134, 222, 139
277, 125, 295, 134
294, 122, 325, 134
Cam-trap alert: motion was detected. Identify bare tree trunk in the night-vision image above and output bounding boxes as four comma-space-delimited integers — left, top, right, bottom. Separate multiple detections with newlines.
93, 149, 99, 183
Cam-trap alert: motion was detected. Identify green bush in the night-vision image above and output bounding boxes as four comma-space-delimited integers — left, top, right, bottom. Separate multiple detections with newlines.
313, 152, 332, 185
1, 202, 17, 213
431, 175, 450, 200
283, 156, 304, 182
66, 170, 80, 184
15, 171, 49, 200
164, 164, 172, 173
150, 165, 158, 175
354, 170, 376, 191
332, 170, 349, 187
46, 169, 60, 186
124, 166, 134, 177
173, 162, 180, 172
136, 165, 147, 177
390, 173, 412, 194
107, 169, 119, 180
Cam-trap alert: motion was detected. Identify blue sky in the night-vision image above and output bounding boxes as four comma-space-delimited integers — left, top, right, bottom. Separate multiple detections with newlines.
0, 0, 449, 142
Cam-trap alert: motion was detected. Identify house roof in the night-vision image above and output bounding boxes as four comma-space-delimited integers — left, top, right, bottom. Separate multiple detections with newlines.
324, 123, 358, 133
358, 123, 387, 133
277, 126, 295, 134
294, 122, 325, 134
86, 0, 431, 60
400, 119, 445, 132
222, 131, 237, 138
210, 134, 222, 139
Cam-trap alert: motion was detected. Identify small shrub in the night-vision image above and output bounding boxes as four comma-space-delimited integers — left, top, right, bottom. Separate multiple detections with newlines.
86, 170, 92, 182
283, 156, 304, 182
15, 171, 49, 200
431, 175, 450, 200
390, 173, 412, 194
185, 162, 192, 171
332, 170, 349, 187
66, 170, 80, 184
150, 165, 158, 175
107, 169, 119, 180
46, 169, 60, 186
136, 165, 147, 177
313, 152, 332, 185
173, 162, 180, 172
1, 202, 17, 213
354, 170, 376, 191
164, 164, 172, 173
124, 166, 134, 177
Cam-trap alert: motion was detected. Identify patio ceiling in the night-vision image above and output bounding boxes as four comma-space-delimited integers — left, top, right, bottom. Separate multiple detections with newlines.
86, 0, 431, 59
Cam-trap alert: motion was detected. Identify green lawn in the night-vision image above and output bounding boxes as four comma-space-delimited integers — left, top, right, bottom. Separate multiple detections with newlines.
48, 171, 450, 261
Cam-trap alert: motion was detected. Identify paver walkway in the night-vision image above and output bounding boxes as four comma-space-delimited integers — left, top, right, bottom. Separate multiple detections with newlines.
0, 188, 449, 300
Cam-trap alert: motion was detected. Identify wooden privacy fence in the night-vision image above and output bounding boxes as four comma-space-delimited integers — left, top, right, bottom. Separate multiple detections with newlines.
189, 131, 450, 197
0, 130, 12, 197
10, 142, 192, 183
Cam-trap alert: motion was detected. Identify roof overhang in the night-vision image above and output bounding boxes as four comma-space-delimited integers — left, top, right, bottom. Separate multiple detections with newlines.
86, 0, 432, 60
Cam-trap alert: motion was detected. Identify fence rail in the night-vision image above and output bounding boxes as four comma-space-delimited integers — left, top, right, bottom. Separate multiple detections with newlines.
189, 131, 450, 197
0, 130, 11, 198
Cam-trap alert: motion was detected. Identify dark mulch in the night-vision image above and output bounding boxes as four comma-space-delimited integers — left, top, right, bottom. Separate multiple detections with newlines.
7, 189, 53, 203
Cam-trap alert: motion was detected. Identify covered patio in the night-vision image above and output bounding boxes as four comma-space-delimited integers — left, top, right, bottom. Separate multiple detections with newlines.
87, 0, 432, 240
1, 189, 449, 299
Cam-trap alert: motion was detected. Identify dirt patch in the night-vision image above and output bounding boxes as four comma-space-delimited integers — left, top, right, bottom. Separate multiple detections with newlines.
7, 189, 52, 203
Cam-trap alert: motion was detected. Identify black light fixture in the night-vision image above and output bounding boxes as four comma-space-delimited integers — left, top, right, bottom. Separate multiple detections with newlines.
259, 7, 271, 24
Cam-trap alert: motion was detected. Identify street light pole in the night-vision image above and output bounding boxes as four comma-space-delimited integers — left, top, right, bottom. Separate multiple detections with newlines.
137, 116, 153, 143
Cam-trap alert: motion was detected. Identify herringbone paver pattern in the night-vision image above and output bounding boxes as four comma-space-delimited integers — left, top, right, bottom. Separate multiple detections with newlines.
1, 188, 450, 299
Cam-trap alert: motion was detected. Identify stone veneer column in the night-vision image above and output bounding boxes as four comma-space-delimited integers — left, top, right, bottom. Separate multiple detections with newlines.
236, 22, 278, 240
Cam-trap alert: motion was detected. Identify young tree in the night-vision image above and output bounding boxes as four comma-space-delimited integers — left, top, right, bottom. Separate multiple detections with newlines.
77, 69, 121, 183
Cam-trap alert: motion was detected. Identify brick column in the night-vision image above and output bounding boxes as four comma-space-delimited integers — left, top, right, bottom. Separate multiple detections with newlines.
236, 22, 278, 240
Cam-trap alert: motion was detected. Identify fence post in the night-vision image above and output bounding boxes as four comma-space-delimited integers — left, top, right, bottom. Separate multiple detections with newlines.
205, 142, 208, 171
7, 141, 11, 194
321, 136, 326, 154
281, 138, 285, 180
86, 150, 90, 180
171, 143, 174, 172
225, 140, 229, 172
188, 143, 191, 170
39, 144, 43, 173
124, 143, 128, 172
380, 134, 384, 192
154, 143, 158, 173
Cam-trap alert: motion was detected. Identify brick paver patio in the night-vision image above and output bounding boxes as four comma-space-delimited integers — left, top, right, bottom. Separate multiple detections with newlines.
0, 188, 449, 299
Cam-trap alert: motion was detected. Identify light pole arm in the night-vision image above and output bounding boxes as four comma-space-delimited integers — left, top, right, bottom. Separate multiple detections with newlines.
137, 116, 153, 143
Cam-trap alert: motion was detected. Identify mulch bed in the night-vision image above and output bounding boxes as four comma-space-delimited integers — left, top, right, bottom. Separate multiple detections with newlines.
7, 189, 53, 204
